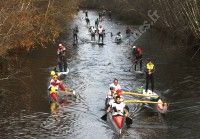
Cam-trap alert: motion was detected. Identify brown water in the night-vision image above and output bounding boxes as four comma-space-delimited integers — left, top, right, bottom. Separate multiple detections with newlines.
0, 10, 200, 139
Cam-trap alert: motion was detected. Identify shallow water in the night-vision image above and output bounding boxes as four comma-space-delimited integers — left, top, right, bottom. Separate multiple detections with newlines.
0, 10, 200, 139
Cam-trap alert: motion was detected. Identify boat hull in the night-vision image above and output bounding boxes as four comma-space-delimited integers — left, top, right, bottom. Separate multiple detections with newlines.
108, 113, 125, 134
142, 90, 167, 113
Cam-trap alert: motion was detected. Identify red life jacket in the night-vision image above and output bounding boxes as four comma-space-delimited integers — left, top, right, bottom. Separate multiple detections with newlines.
136, 48, 142, 56
50, 79, 65, 91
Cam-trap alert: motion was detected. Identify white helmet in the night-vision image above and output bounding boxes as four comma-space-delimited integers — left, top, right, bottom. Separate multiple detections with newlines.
133, 46, 136, 49
59, 43, 62, 47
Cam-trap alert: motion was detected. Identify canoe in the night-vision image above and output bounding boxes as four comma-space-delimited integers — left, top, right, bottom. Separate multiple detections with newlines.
142, 90, 168, 113
107, 112, 125, 134
105, 97, 125, 134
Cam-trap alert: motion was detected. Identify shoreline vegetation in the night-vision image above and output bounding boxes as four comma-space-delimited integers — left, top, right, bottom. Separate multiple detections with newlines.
81, 0, 200, 51
0, 0, 80, 79
0, 0, 80, 56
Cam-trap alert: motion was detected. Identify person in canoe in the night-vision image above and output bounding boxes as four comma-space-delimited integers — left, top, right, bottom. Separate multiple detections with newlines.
145, 59, 155, 93
106, 86, 116, 105
110, 78, 122, 91
57, 43, 68, 72
49, 74, 66, 91
49, 72, 75, 98
106, 95, 129, 117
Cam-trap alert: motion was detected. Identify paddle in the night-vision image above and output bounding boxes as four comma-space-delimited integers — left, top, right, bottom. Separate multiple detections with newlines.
123, 91, 158, 97
126, 117, 133, 127
125, 99, 165, 104
101, 113, 108, 121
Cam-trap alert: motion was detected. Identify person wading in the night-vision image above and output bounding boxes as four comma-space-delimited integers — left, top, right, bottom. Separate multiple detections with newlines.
73, 26, 79, 45
98, 25, 105, 43
145, 59, 155, 93
57, 43, 68, 72
90, 26, 96, 41
132, 46, 143, 71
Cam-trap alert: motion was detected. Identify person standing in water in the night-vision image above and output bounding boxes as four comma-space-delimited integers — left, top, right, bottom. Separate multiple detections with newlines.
132, 46, 143, 71
57, 43, 67, 72
145, 59, 155, 93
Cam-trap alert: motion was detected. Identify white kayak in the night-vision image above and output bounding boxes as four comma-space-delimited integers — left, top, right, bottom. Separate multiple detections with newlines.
57, 68, 70, 76
142, 89, 168, 113
135, 70, 144, 74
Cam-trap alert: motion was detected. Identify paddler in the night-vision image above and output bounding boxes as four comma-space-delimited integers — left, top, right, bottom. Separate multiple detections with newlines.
106, 87, 116, 105
145, 59, 155, 93
110, 78, 121, 91
49, 86, 65, 106
107, 95, 129, 117
49, 74, 66, 91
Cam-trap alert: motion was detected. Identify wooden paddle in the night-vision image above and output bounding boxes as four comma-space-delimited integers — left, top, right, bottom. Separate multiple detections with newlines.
123, 91, 158, 97
125, 99, 164, 104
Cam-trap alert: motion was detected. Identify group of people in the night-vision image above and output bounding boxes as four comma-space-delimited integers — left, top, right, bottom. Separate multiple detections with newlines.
105, 79, 129, 119
132, 45, 154, 93
48, 43, 75, 113
48, 70, 66, 113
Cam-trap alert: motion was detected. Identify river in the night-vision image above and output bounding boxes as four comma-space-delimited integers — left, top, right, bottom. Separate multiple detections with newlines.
0, 10, 200, 139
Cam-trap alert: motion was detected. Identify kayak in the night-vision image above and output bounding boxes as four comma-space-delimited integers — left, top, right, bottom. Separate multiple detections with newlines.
105, 95, 126, 134
135, 70, 144, 74
142, 90, 167, 113
57, 68, 69, 76
107, 112, 125, 134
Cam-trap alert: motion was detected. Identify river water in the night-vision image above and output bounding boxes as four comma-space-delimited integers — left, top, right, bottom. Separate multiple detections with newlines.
0, 10, 200, 139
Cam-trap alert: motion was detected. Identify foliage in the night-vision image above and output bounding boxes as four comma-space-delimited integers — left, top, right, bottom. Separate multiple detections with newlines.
0, 0, 80, 55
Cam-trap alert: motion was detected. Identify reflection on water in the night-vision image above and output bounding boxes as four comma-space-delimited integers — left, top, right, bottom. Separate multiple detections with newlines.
0, 10, 200, 139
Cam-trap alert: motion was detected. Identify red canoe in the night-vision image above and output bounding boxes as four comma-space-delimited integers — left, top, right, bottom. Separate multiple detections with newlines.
108, 113, 125, 134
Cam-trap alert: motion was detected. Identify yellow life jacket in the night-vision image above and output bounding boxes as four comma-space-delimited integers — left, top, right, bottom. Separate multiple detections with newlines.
50, 86, 58, 94
146, 62, 154, 73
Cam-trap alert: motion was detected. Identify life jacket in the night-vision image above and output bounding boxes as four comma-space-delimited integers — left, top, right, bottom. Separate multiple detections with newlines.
49, 87, 58, 102
110, 83, 121, 91
136, 48, 142, 56
146, 62, 154, 70
146, 62, 154, 74
112, 102, 126, 116
50, 79, 65, 91
98, 27, 104, 34
57, 46, 66, 55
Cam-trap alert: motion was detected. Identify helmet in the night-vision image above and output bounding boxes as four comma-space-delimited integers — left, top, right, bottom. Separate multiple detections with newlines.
51, 86, 58, 92
50, 71, 56, 76
133, 46, 136, 49
59, 43, 62, 47
116, 90, 122, 96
